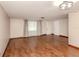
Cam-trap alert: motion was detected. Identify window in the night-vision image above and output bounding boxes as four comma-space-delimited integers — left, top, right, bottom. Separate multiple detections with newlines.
28, 21, 37, 36
28, 21, 37, 31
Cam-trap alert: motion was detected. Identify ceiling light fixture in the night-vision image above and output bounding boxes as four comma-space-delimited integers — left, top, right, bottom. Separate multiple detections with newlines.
53, 0, 77, 10
41, 17, 45, 19
59, 1, 73, 9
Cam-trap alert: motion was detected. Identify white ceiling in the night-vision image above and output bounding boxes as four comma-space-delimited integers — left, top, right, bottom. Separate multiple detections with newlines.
0, 1, 79, 20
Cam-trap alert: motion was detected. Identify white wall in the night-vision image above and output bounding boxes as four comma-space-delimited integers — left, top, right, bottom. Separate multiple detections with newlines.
0, 6, 10, 56
41, 19, 68, 36
46, 21, 54, 34
41, 20, 53, 35
10, 19, 24, 38
53, 20, 60, 35
69, 12, 79, 47
41, 20, 47, 34
52, 19, 68, 36
59, 19, 68, 36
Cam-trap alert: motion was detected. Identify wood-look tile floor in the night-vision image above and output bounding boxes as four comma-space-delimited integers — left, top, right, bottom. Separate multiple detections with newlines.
3, 35, 79, 57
